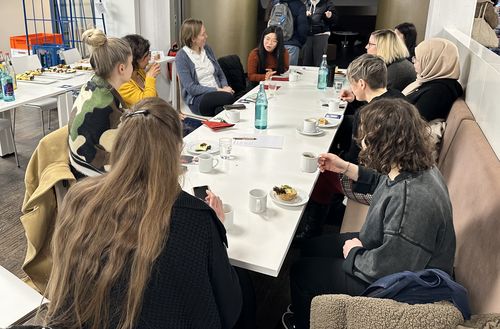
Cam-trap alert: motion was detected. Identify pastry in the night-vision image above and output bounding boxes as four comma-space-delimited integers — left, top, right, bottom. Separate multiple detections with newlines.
318, 118, 328, 125
273, 185, 298, 201
195, 143, 211, 152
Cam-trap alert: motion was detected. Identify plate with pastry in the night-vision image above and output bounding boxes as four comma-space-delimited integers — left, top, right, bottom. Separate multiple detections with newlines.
317, 115, 342, 128
270, 185, 309, 207
187, 141, 219, 155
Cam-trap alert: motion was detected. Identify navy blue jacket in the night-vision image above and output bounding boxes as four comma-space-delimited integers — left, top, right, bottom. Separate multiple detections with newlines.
281, 0, 309, 47
363, 269, 471, 320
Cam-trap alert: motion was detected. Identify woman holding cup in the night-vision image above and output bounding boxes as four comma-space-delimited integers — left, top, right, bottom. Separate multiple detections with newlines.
119, 34, 161, 108
285, 98, 456, 329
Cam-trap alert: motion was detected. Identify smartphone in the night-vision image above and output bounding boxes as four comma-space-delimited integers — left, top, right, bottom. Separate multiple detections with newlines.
181, 155, 194, 164
224, 103, 246, 110
193, 185, 209, 200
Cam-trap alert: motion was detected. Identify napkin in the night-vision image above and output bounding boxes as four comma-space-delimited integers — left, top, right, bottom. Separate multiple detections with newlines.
202, 120, 235, 130
271, 76, 289, 82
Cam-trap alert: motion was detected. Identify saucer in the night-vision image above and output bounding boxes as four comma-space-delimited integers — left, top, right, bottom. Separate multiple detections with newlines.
296, 126, 324, 136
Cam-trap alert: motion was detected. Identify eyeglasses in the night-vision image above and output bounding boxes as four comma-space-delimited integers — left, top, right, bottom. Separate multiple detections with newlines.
367, 42, 377, 48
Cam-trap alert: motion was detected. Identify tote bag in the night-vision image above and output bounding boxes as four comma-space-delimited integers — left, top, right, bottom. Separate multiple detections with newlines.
472, 3, 499, 48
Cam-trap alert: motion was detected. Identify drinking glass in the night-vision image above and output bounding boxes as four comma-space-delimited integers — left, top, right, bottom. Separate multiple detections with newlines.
268, 81, 277, 98
219, 137, 233, 159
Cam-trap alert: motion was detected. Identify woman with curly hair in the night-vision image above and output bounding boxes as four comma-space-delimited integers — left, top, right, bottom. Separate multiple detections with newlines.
284, 98, 456, 329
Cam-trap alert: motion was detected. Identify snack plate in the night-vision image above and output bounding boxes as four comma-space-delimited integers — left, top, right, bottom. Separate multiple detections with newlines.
186, 141, 220, 155
269, 188, 309, 207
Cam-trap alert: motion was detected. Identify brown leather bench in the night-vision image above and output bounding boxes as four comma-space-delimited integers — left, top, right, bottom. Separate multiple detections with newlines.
314, 99, 500, 326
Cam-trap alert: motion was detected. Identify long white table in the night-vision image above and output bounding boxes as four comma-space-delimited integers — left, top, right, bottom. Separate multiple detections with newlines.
0, 72, 92, 156
182, 67, 344, 276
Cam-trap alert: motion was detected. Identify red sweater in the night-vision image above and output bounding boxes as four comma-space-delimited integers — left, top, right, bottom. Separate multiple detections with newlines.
247, 48, 289, 82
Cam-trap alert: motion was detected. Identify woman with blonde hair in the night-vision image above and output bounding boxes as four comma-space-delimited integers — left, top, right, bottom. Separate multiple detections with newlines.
68, 28, 133, 178
176, 18, 235, 116
403, 38, 463, 121
47, 97, 244, 329
366, 29, 416, 91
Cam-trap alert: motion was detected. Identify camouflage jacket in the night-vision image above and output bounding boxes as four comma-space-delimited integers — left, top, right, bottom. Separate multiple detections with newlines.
68, 75, 126, 177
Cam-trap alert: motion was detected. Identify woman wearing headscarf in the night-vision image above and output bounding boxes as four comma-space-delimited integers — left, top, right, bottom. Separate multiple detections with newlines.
402, 38, 463, 121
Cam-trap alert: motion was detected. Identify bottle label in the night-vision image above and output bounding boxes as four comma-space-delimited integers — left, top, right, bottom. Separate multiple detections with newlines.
3, 82, 14, 97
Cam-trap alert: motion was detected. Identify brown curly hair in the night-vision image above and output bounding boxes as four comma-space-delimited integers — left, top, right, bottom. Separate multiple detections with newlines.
357, 98, 435, 174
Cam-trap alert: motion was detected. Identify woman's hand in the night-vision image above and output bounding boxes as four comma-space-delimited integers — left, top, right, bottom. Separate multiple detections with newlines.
325, 10, 333, 18
339, 89, 355, 102
218, 86, 234, 94
306, 10, 312, 16
146, 62, 161, 78
265, 69, 277, 80
343, 238, 363, 258
205, 190, 225, 222
318, 153, 348, 173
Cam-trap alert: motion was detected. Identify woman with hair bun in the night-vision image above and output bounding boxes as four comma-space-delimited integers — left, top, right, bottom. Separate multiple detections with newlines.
68, 28, 133, 178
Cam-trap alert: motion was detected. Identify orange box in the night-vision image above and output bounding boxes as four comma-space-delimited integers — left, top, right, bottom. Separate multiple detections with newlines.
10, 33, 63, 50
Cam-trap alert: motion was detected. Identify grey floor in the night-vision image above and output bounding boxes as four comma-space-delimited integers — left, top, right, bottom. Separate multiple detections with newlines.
0, 106, 298, 329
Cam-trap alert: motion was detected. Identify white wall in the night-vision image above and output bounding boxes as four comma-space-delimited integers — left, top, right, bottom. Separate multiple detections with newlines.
425, 0, 476, 38
138, 0, 171, 52
440, 28, 500, 157
102, 0, 139, 37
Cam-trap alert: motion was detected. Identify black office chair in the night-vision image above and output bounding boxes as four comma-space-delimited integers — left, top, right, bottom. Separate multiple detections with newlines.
217, 54, 250, 100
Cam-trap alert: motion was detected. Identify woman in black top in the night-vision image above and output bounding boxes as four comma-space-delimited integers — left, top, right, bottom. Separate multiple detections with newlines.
403, 38, 463, 121
302, 0, 337, 66
46, 98, 244, 329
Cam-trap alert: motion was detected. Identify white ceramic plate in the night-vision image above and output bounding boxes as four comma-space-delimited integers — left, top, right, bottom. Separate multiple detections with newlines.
296, 126, 324, 136
186, 141, 220, 155
318, 118, 341, 128
270, 188, 309, 207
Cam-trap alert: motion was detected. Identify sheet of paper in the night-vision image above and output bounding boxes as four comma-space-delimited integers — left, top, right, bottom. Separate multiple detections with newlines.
233, 135, 284, 149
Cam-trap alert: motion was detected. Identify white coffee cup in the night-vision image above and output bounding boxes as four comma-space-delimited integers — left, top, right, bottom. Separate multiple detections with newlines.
226, 110, 240, 123
249, 189, 267, 213
198, 153, 218, 173
223, 203, 234, 228
289, 71, 298, 82
303, 118, 318, 133
328, 99, 341, 112
301, 152, 318, 173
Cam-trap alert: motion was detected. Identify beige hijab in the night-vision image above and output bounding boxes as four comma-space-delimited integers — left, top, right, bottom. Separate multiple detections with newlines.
402, 38, 460, 95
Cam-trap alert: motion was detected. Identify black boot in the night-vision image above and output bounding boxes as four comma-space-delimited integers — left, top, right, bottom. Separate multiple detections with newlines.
293, 200, 329, 243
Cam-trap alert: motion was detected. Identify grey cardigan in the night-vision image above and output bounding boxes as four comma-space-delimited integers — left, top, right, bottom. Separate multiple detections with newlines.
175, 45, 228, 105
387, 58, 416, 92
343, 166, 456, 284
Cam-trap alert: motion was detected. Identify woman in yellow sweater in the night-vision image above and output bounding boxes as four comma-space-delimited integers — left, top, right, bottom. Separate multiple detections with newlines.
119, 34, 161, 107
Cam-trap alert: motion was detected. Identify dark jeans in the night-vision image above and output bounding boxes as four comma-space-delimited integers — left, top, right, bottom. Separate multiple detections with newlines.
302, 34, 330, 67
290, 232, 370, 329
191, 91, 234, 116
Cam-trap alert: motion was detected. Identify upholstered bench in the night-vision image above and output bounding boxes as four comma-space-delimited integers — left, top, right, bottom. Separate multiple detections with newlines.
314, 99, 500, 327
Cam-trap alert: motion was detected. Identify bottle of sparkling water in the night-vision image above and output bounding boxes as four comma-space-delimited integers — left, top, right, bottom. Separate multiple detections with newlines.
0, 64, 4, 100
317, 54, 328, 90
255, 81, 268, 129
1, 65, 15, 102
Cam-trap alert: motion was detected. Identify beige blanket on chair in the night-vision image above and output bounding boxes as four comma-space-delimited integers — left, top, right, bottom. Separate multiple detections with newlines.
310, 294, 464, 329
